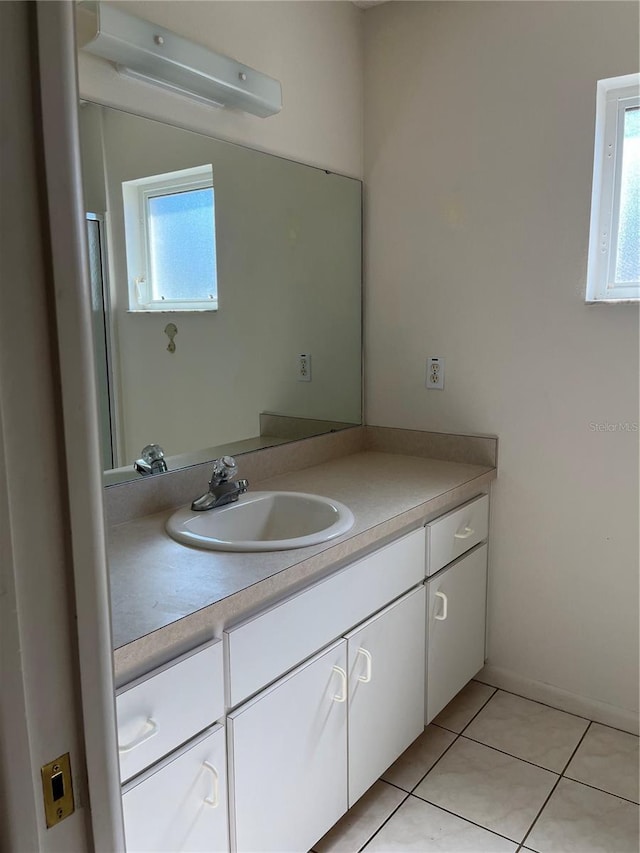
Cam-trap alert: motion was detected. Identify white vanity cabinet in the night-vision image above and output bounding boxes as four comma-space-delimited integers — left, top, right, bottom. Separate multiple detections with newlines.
228, 589, 427, 853
114, 490, 493, 852
226, 529, 427, 853
425, 495, 489, 722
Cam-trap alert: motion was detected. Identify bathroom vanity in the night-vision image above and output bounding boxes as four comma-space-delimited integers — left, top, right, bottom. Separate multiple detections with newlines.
106, 430, 496, 852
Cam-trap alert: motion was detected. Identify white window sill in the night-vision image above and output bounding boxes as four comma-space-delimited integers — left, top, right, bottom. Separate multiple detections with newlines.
585, 298, 640, 306
127, 307, 219, 314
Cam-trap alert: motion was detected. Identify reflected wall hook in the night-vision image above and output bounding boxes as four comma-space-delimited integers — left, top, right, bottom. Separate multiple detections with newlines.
164, 323, 178, 353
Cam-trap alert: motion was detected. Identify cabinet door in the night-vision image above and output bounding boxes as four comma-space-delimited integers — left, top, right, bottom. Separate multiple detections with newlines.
426, 544, 487, 723
228, 640, 348, 853
347, 586, 426, 806
122, 724, 228, 853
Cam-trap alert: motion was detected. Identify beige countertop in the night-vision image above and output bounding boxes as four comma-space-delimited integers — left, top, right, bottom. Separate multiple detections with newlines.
109, 450, 496, 683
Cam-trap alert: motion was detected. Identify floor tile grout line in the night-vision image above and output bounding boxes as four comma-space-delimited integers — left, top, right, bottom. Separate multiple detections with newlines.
382, 777, 413, 795
456, 684, 498, 734
559, 721, 592, 774
470, 679, 637, 733
380, 724, 461, 794
519, 720, 594, 849
458, 732, 576, 775
558, 719, 640, 805
434, 684, 498, 736
355, 789, 410, 853
407, 731, 461, 794
517, 773, 563, 851
559, 773, 640, 807
430, 721, 453, 733
315, 780, 409, 852
409, 791, 528, 846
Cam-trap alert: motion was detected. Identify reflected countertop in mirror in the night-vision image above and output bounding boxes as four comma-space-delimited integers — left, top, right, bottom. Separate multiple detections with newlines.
78, 102, 362, 486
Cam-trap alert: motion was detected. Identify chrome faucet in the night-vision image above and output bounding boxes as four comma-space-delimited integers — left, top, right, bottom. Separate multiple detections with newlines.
134, 444, 168, 476
191, 456, 249, 511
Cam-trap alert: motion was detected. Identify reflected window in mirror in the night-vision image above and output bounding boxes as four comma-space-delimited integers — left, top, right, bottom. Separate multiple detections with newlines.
122, 164, 218, 312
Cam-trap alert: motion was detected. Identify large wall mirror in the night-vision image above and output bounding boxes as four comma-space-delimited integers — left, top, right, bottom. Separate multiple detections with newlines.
78, 104, 362, 485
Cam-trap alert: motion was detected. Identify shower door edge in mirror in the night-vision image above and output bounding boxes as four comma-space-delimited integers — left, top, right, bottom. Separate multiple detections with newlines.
78, 102, 362, 487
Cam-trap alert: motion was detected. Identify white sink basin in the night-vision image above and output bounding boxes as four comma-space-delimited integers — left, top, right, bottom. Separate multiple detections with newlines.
166, 491, 355, 552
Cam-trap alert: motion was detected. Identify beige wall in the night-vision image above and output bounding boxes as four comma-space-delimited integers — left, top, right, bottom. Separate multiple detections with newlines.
79, 0, 364, 177
364, 2, 639, 718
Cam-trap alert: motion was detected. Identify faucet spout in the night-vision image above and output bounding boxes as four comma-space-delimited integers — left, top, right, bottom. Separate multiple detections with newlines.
191, 456, 249, 511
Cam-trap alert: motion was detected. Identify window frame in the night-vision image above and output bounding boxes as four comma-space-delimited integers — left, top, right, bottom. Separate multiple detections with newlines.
586, 73, 640, 304
122, 164, 218, 313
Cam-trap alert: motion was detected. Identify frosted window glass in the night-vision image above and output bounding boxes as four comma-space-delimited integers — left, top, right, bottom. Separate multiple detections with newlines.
615, 107, 640, 284
147, 188, 217, 301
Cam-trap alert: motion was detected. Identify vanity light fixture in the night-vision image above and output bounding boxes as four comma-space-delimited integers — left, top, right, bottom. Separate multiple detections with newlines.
76, 1, 282, 118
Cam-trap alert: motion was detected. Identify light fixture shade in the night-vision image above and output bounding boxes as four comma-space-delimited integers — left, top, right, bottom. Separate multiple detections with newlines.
76, 1, 282, 118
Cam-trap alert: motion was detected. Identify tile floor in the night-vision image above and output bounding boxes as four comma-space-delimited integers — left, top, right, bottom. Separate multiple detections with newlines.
313, 681, 640, 853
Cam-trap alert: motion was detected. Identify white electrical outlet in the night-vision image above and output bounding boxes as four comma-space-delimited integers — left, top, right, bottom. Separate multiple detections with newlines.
426, 356, 444, 390
297, 353, 312, 382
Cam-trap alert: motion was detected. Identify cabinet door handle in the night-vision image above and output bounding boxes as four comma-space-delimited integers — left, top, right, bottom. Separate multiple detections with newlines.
202, 761, 219, 808
434, 591, 448, 621
454, 525, 475, 540
357, 647, 373, 683
332, 665, 347, 702
118, 717, 158, 753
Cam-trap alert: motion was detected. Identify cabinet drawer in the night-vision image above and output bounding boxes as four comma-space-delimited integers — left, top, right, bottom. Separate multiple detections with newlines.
117, 640, 224, 783
122, 724, 228, 853
225, 528, 425, 707
426, 494, 488, 576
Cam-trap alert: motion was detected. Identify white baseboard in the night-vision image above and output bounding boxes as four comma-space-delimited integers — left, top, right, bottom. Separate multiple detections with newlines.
478, 665, 639, 736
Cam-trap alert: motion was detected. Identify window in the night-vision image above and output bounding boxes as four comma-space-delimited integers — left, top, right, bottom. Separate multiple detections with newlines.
122, 165, 218, 311
586, 74, 640, 303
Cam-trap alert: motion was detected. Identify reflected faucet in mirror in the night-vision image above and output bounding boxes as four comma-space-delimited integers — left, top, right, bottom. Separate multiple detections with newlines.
191, 456, 249, 511
133, 444, 168, 476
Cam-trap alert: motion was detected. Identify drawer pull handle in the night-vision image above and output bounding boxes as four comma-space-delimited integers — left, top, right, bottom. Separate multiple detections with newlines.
332, 665, 347, 702
435, 591, 448, 621
454, 525, 475, 540
118, 717, 158, 753
357, 648, 373, 683
203, 761, 219, 808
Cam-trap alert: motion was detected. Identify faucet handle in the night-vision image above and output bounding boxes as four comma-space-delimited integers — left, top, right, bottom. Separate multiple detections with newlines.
134, 443, 167, 475
210, 455, 238, 485
141, 444, 166, 465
